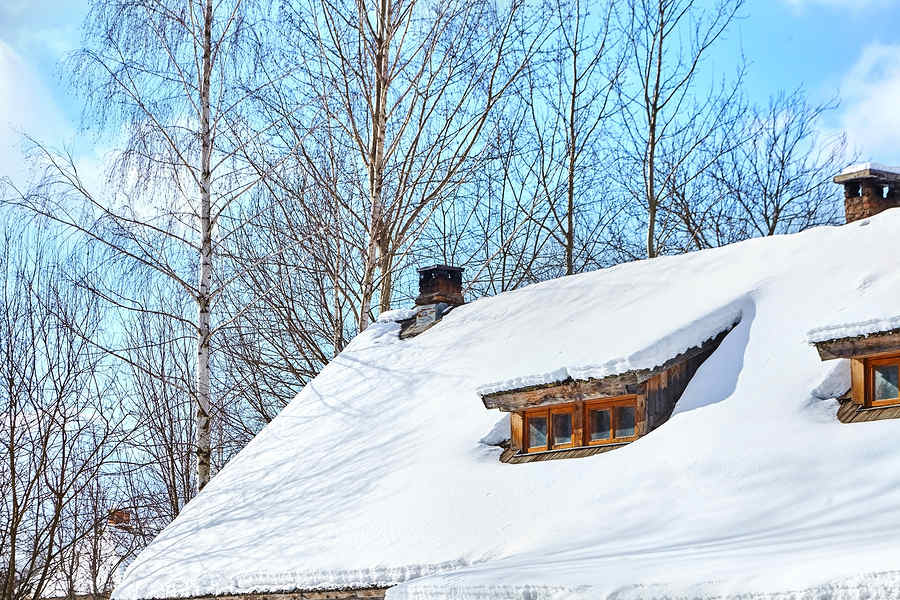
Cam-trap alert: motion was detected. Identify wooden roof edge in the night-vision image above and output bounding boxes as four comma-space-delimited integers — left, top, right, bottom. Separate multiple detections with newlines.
119, 585, 391, 600
481, 321, 738, 409
812, 326, 900, 361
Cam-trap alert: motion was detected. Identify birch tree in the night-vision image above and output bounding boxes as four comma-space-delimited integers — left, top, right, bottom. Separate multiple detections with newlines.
7, 0, 288, 492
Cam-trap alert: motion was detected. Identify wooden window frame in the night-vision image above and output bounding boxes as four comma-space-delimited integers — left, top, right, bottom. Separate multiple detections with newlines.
584, 404, 613, 446
549, 405, 577, 450
866, 354, 900, 407
524, 409, 550, 452
520, 395, 638, 454
585, 395, 639, 446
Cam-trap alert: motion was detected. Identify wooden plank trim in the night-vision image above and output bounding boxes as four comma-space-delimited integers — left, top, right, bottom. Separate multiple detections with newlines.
143, 589, 389, 600
850, 358, 865, 405
500, 442, 630, 464
836, 399, 900, 424
813, 328, 900, 361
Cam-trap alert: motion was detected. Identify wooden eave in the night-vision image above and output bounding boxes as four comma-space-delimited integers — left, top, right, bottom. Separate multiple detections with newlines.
812, 327, 900, 361
130, 587, 388, 600
481, 325, 736, 412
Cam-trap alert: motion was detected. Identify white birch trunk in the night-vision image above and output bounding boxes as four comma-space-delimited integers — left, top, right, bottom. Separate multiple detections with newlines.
195, 0, 214, 492
358, 0, 391, 331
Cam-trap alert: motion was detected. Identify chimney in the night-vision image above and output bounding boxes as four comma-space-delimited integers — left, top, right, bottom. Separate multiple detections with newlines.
399, 264, 464, 339
415, 264, 464, 306
834, 163, 900, 223
107, 509, 131, 528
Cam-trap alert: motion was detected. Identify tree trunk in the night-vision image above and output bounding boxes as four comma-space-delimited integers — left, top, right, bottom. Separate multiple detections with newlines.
566, 50, 577, 275
195, 0, 214, 492
646, 18, 663, 260
359, 0, 390, 330
378, 238, 393, 313
4, 444, 16, 600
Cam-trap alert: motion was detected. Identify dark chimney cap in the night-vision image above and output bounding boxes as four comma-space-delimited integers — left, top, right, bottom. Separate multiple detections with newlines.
417, 264, 463, 274
415, 264, 464, 306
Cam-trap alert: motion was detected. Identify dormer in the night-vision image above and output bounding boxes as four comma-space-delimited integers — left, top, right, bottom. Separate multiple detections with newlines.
810, 321, 900, 423
480, 323, 736, 463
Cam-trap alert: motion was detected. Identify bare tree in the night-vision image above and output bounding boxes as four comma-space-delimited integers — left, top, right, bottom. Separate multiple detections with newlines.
6, 0, 291, 492
620, 0, 743, 258
278, 0, 550, 330
522, 0, 624, 275
709, 90, 848, 239
0, 226, 124, 600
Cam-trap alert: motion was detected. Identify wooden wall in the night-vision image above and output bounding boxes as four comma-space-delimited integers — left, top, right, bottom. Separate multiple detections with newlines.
643, 346, 716, 432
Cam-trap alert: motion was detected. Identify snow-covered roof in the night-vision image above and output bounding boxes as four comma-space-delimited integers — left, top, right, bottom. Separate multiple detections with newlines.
114, 209, 900, 600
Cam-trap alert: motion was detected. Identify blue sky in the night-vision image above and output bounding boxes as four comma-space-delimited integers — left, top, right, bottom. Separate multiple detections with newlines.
2, 0, 900, 185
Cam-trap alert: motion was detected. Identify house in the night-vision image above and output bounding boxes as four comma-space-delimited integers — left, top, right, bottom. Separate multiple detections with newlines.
43, 510, 136, 600
112, 165, 900, 600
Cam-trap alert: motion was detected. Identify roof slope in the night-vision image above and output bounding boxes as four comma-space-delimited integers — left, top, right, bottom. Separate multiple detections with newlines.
114, 210, 900, 600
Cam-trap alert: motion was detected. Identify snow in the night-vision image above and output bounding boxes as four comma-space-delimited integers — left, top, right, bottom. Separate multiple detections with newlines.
839, 161, 900, 176
808, 314, 900, 343
377, 307, 420, 322
476, 303, 742, 396
114, 209, 900, 600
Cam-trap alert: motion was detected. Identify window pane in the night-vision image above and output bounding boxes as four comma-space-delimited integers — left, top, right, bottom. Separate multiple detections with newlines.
616, 406, 636, 438
874, 364, 900, 401
589, 409, 611, 441
552, 412, 573, 446
528, 416, 547, 448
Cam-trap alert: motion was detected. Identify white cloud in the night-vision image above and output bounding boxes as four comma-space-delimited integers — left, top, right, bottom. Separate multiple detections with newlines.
835, 43, 900, 165
0, 38, 71, 190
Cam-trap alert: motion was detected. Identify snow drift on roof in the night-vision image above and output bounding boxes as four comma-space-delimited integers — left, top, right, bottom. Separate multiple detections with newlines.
476, 302, 742, 396
114, 209, 900, 600
808, 314, 900, 343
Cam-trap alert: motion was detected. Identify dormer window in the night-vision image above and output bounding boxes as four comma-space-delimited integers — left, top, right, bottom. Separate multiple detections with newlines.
520, 397, 639, 454
479, 323, 735, 464
870, 355, 900, 406
586, 397, 637, 444
811, 324, 900, 423
524, 405, 576, 451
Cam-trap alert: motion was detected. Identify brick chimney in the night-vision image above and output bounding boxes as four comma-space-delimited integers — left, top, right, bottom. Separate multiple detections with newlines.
834, 163, 900, 223
415, 264, 464, 306
107, 509, 131, 528
399, 265, 464, 339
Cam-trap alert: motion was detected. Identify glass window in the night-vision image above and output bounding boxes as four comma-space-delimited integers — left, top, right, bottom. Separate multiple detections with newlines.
552, 412, 573, 447
874, 364, 900, 401
589, 409, 611, 441
528, 416, 547, 448
616, 405, 636, 438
